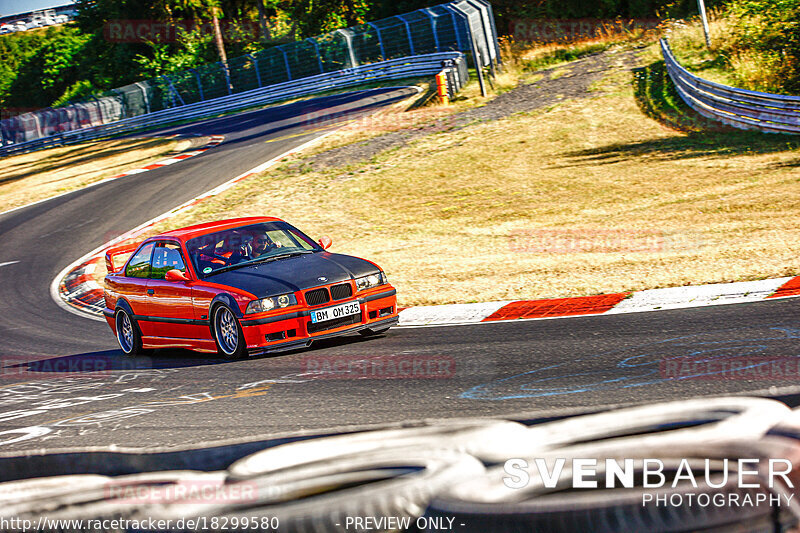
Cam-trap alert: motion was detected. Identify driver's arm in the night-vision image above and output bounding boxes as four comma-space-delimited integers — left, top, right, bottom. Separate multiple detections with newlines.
229, 243, 252, 263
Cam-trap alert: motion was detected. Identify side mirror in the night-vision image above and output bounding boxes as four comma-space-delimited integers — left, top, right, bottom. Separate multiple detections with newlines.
318, 236, 332, 250
165, 269, 190, 282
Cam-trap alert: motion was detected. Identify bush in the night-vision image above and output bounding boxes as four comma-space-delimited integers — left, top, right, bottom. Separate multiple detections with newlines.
725, 0, 800, 93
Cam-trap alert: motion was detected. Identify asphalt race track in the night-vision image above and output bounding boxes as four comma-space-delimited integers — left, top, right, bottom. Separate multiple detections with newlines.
0, 87, 799, 453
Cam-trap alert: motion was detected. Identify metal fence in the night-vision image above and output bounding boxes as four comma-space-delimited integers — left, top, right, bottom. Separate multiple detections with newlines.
0, 52, 466, 157
661, 38, 800, 134
0, 0, 499, 152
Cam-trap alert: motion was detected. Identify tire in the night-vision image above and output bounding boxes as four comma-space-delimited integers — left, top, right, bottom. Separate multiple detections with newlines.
154, 449, 485, 532
358, 327, 390, 337
115, 308, 146, 356
7, 471, 223, 524
228, 419, 531, 479
212, 304, 246, 360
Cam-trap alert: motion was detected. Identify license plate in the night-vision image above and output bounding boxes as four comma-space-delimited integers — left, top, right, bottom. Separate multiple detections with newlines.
310, 301, 361, 323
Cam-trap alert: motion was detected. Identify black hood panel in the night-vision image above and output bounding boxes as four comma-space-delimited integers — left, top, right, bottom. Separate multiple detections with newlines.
206, 252, 380, 297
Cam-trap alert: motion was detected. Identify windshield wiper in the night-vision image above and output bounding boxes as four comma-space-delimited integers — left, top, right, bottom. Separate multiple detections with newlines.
204, 250, 313, 277
255, 250, 314, 263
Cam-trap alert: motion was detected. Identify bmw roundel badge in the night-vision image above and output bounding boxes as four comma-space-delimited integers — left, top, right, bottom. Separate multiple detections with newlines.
318, 276, 328, 282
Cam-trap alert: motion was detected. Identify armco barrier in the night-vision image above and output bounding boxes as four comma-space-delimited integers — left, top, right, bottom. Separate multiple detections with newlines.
0, 52, 464, 158
661, 38, 800, 134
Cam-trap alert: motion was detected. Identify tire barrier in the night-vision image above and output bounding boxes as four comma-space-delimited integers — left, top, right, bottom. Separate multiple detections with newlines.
152, 450, 484, 532
227, 419, 534, 477
0, 397, 798, 532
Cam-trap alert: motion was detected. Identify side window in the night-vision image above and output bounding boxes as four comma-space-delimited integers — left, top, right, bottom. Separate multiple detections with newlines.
126, 243, 155, 279
150, 242, 187, 280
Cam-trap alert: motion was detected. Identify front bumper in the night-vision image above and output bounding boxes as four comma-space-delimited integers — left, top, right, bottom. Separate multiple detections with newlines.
245, 315, 398, 357
240, 287, 397, 356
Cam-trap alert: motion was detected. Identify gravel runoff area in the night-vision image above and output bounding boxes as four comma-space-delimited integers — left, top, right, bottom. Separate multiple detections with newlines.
309, 49, 640, 169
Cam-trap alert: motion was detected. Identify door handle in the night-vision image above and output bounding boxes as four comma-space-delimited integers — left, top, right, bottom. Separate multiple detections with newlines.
147, 289, 154, 295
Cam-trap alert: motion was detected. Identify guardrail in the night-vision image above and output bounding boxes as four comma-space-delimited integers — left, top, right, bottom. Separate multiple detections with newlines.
661, 38, 800, 134
0, 52, 465, 158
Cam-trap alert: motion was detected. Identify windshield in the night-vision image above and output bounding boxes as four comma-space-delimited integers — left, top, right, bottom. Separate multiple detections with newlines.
186, 221, 321, 278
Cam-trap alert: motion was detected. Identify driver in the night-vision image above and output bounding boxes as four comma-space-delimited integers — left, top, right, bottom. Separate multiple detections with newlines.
240, 232, 282, 259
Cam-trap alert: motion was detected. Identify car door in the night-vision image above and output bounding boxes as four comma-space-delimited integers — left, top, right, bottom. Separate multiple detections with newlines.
115, 241, 156, 336
145, 241, 198, 340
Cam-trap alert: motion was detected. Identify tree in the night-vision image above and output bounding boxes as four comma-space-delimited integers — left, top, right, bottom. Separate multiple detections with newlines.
1, 26, 91, 110
168, 0, 229, 65
280, 0, 371, 37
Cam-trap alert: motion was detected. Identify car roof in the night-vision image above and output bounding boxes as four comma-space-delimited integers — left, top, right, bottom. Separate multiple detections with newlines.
152, 217, 284, 241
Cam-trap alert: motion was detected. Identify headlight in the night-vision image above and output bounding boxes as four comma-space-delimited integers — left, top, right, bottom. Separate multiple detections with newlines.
355, 271, 387, 291
245, 293, 297, 314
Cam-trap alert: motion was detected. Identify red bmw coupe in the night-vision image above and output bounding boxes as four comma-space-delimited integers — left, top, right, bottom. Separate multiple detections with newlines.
103, 217, 398, 359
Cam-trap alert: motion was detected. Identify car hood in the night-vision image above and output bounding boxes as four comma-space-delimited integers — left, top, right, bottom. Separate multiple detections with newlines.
204, 252, 380, 297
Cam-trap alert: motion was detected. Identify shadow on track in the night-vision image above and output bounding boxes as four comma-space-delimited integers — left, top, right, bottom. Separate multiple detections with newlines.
2, 331, 391, 378
2, 349, 225, 376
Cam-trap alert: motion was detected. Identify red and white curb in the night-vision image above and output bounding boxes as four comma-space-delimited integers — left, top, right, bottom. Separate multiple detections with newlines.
106, 135, 224, 177
397, 276, 800, 327
0, 135, 224, 218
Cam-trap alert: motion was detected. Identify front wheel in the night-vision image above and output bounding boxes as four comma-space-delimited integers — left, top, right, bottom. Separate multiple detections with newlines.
115, 308, 146, 356
213, 304, 247, 360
